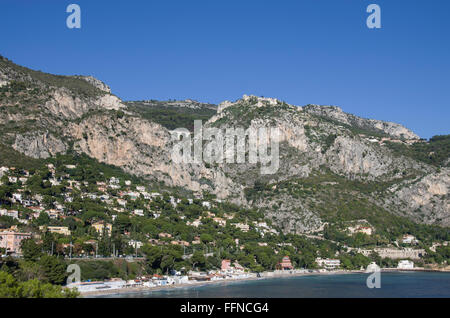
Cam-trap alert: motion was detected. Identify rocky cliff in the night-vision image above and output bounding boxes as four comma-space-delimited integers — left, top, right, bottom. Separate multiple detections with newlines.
303, 104, 420, 140
0, 56, 448, 232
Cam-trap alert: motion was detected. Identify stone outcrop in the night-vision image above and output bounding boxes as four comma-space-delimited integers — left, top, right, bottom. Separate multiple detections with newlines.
13, 132, 67, 159
65, 114, 242, 201
386, 168, 450, 226
74, 76, 111, 93
0, 55, 448, 233
44, 88, 125, 119
303, 104, 419, 140
325, 136, 393, 178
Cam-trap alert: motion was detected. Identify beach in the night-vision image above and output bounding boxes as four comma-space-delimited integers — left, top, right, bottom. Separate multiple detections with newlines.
79, 267, 450, 298
80, 270, 351, 297
78, 268, 393, 297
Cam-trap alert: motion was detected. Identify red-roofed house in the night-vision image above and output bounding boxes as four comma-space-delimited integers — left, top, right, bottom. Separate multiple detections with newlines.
276, 256, 293, 270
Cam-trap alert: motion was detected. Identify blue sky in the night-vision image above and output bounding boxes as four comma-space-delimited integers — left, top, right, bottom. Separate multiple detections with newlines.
0, 0, 449, 139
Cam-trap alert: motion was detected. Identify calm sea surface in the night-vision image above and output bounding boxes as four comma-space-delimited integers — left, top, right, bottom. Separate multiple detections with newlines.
98, 272, 450, 298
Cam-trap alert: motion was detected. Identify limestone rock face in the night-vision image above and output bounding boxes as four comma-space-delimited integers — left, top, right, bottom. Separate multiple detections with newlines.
217, 100, 233, 113
94, 94, 125, 111
13, 132, 67, 159
60, 94, 447, 232
255, 192, 324, 234
303, 104, 419, 140
74, 76, 111, 93
1, 55, 448, 234
65, 114, 242, 201
325, 136, 392, 178
44, 88, 125, 119
200, 95, 447, 233
44, 89, 93, 118
386, 168, 450, 226
217, 95, 280, 114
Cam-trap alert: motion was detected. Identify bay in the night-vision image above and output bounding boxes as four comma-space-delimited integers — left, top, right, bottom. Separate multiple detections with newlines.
97, 272, 450, 298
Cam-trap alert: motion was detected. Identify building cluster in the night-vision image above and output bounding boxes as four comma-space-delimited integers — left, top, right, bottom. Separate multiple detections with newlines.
347, 225, 373, 236
220, 259, 245, 274
0, 164, 281, 257
401, 234, 419, 245
360, 134, 423, 146
68, 266, 256, 293
0, 164, 433, 278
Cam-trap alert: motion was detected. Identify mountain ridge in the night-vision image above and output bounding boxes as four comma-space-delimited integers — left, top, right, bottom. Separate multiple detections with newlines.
0, 56, 448, 232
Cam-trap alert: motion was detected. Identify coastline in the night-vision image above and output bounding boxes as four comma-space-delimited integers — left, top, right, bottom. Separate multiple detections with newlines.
80, 267, 450, 298
81, 270, 358, 297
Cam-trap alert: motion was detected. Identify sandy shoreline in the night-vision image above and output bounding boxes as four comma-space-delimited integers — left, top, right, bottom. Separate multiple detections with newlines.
81, 270, 356, 297
80, 267, 449, 297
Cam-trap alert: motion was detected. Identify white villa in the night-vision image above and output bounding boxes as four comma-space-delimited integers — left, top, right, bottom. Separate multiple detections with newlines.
397, 260, 414, 269
316, 258, 341, 270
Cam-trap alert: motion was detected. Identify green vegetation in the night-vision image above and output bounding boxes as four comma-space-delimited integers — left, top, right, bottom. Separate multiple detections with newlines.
306, 112, 390, 139
423, 245, 450, 264
385, 135, 450, 167
321, 133, 337, 154
0, 241, 78, 296
244, 170, 450, 248
1, 152, 395, 280
0, 55, 104, 98
68, 259, 145, 281
0, 271, 79, 298
47, 152, 143, 184
126, 101, 217, 131
0, 144, 43, 170
211, 99, 293, 128
338, 253, 372, 270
